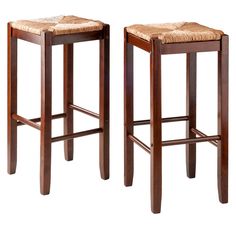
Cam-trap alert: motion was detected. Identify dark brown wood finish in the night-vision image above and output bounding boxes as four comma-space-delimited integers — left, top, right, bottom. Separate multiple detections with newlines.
163, 135, 220, 146
52, 128, 102, 142
12, 114, 41, 130
69, 104, 99, 119
127, 33, 151, 52
191, 128, 218, 147
99, 24, 110, 180
161, 40, 220, 54
129, 133, 220, 152
128, 135, 150, 154
150, 39, 162, 214
40, 31, 52, 195
186, 52, 197, 178
124, 28, 134, 186
133, 115, 189, 126
16, 113, 66, 126
217, 35, 229, 203
53, 30, 103, 45
12, 28, 104, 46
12, 28, 41, 45
8, 24, 18, 174
64, 44, 74, 161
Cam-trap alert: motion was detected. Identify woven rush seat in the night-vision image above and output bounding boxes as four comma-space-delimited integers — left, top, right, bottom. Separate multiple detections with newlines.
11, 15, 104, 35
126, 22, 224, 43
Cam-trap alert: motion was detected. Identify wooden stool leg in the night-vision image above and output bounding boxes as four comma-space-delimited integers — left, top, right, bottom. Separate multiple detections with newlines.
40, 32, 52, 195
217, 35, 228, 203
7, 23, 17, 174
186, 52, 197, 178
124, 29, 134, 186
64, 44, 74, 161
99, 24, 110, 180
150, 39, 162, 213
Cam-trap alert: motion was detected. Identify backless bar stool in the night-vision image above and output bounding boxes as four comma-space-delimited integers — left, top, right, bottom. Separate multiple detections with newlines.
8, 16, 109, 194
124, 22, 228, 213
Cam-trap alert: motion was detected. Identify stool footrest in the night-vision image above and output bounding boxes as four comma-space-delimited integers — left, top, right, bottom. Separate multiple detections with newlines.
69, 104, 99, 119
15, 113, 66, 127
191, 128, 218, 147
163, 135, 220, 146
128, 134, 151, 153
12, 113, 41, 130
128, 134, 220, 153
51, 128, 102, 142
133, 115, 189, 126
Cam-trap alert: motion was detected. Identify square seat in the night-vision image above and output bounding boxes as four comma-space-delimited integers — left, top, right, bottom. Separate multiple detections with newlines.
11, 15, 104, 35
126, 22, 224, 43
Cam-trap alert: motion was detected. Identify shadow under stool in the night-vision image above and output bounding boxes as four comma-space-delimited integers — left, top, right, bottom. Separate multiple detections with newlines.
124, 22, 228, 213
8, 15, 110, 194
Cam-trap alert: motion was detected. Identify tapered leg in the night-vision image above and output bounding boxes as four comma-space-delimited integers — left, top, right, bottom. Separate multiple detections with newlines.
99, 24, 110, 179
217, 35, 228, 203
186, 53, 197, 178
40, 32, 52, 195
150, 39, 162, 213
64, 44, 74, 161
7, 23, 17, 174
124, 30, 134, 186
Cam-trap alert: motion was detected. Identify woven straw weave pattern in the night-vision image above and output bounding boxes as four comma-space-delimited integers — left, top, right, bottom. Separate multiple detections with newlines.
126, 22, 224, 43
11, 15, 104, 35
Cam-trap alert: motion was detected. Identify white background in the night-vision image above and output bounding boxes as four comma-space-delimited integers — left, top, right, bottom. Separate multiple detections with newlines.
0, 0, 235, 235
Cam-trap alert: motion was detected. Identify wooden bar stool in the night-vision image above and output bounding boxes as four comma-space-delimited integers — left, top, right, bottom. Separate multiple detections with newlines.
8, 15, 110, 194
124, 22, 228, 213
